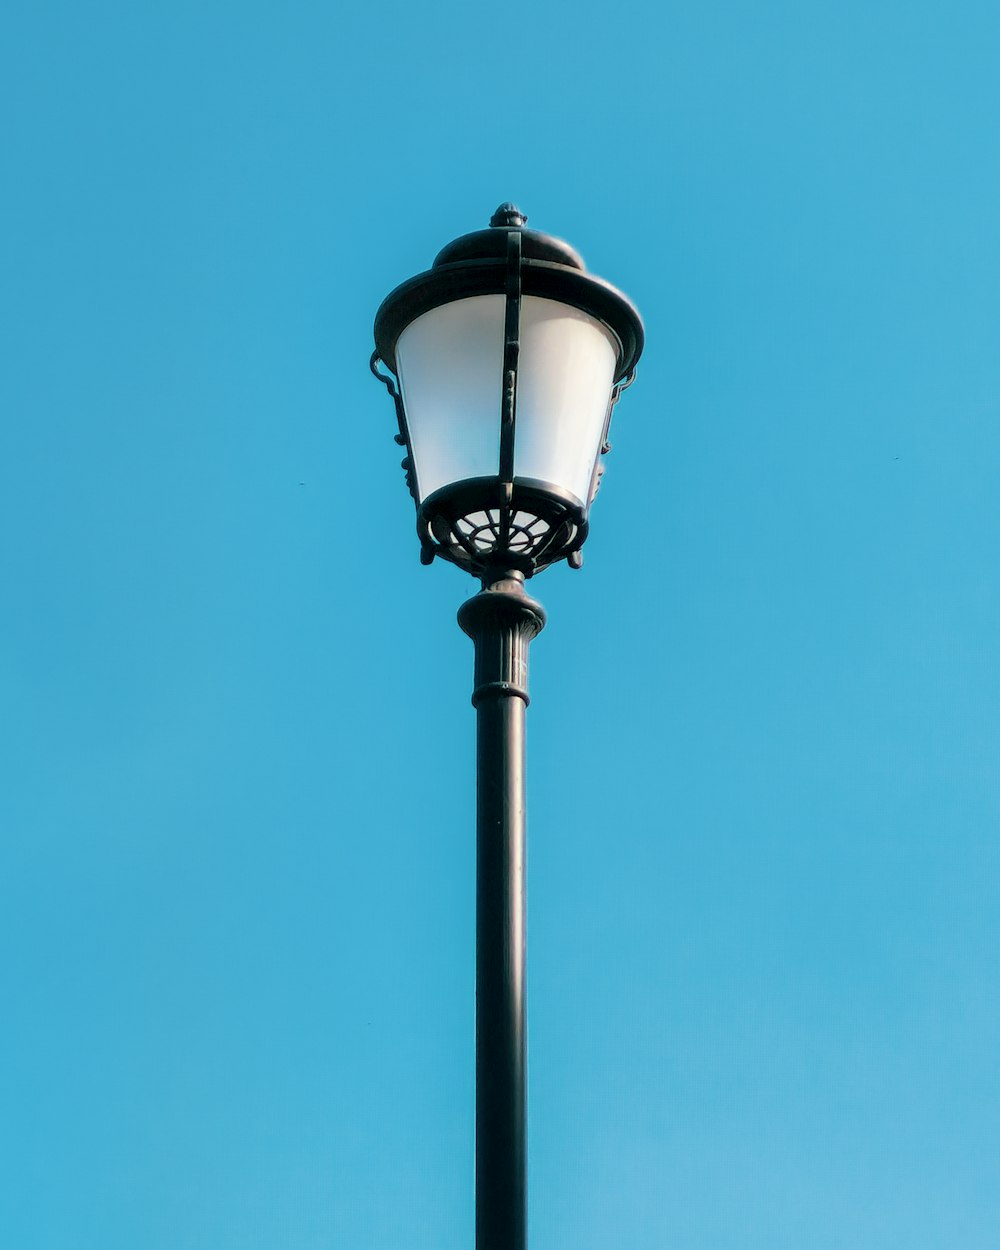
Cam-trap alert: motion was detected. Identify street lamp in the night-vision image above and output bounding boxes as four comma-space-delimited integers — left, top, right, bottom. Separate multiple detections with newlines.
371, 203, 643, 1250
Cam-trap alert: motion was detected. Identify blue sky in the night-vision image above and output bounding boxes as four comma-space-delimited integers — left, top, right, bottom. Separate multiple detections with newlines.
2, 1, 999, 1247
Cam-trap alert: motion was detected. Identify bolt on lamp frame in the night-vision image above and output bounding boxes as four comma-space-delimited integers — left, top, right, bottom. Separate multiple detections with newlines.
371, 204, 643, 1250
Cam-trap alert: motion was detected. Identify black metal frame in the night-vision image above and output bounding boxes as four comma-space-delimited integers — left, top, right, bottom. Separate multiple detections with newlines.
371, 204, 644, 577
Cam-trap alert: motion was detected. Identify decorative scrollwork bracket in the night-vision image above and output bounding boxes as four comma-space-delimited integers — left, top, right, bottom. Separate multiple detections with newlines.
370, 352, 418, 503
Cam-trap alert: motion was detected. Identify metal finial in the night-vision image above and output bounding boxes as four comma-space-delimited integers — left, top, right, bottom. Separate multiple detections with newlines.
490, 202, 527, 228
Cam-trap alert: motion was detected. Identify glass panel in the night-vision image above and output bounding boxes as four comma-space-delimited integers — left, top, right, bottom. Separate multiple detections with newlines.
395, 295, 504, 502
513, 296, 619, 506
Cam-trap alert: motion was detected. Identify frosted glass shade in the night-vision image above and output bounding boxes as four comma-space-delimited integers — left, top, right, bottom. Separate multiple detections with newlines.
396, 295, 505, 502
395, 294, 620, 506
515, 297, 619, 504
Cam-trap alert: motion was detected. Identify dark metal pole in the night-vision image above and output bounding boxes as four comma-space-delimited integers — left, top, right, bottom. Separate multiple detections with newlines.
458, 569, 546, 1250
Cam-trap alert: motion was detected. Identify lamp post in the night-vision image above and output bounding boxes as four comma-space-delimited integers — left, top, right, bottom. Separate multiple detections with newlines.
371, 203, 643, 1250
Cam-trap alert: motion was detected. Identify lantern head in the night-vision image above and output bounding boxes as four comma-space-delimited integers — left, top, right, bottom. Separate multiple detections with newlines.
371, 204, 643, 578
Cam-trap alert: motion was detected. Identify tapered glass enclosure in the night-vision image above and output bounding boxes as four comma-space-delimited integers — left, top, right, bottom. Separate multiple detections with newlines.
395, 295, 505, 501
372, 204, 643, 576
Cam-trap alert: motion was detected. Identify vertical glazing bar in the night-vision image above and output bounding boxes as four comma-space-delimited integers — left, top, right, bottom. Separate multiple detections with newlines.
498, 229, 522, 485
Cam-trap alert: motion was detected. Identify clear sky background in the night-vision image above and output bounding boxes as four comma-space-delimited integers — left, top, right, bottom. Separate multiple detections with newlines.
2, 2, 999, 1247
